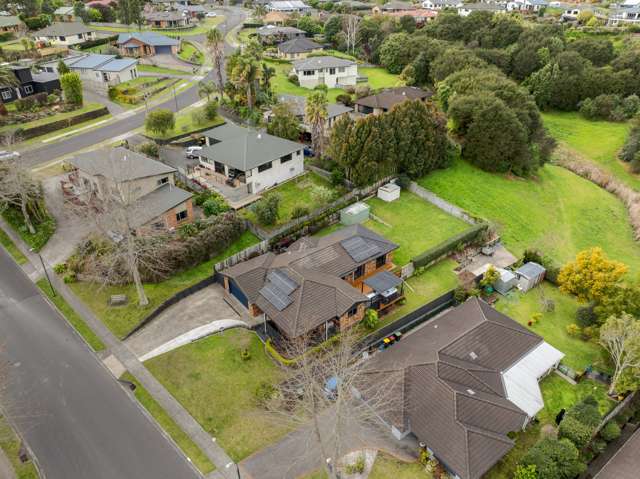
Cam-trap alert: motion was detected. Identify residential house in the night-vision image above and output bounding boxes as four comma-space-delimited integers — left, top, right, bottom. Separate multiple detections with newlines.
372, 1, 416, 13
143, 11, 191, 29
0, 65, 60, 103
263, 11, 291, 25
255, 25, 306, 45
608, 5, 640, 25
267, 1, 312, 13
116, 32, 181, 56
63, 54, 138, 94
561, 5, 606, 22
182, 4, 207, 18
457, 2, 507, 16
53, 6, 77, 22
266, 94, 353, 135
385, 9, 439, 26
335, 0, 372, 10
422, 0, 462, 9
506, 0, 548, 12
277, 37, 323, 59
197, 122, 304, 195
363, 297, 564, 479
218, 225, 401, 341
33, 22, 95, 47
0, 15, 24, 33
291, 56, 358, 88
67, 147, 194, 233
354, 86, 432, 115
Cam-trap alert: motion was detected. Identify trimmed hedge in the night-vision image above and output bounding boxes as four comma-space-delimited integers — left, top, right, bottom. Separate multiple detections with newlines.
412, 223, 489, 268
14, 106, 108, 140
78, 34, 117, 50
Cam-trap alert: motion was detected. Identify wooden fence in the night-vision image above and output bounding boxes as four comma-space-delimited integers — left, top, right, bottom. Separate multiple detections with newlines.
213, 239, 269, 272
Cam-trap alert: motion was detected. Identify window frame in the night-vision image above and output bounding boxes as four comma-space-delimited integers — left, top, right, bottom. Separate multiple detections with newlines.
175, 210, 188, 222
258, 161, 272, 173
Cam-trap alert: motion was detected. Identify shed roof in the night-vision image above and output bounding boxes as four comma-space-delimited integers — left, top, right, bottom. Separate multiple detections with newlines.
515, 262, 545, 279
256, 25, 305, 36
68, 53, 114, 69
363, 270, 402, 294
0, 15, 22, 27
69, 147, 176, 182
97, 58, 138, 72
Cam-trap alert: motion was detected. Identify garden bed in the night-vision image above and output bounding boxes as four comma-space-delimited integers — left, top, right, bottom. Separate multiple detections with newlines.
109, 77, 178, 107
178, 41, 203, 64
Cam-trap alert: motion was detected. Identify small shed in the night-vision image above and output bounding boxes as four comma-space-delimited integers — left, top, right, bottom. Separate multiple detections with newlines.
377, 182, 400, 202
515, 262, 546, 292
494, 268, 518, 295
340, 202, 370, 225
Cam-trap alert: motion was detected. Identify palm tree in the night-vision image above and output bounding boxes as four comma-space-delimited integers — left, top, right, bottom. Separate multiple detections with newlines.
198, 80, 217, 101
206, 28, 225, 100
0, 67, 19, 116
260, 62, 275, 99
231, 55, 260, 109
305, 91, 328, 159
253, 4, 267, 20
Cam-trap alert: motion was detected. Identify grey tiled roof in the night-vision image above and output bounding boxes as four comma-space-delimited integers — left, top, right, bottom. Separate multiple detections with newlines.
292, 55, 356, 70
117, 31, 180, 47
365, 298, 542, 479
144, 11, 185, 21
256, 25, 305, 36
69, 147, 175, 182
34, 22, 93, 37
595, 428, 640, 478
0, 15, 22, 27
515, 261, 546, 279
277, 37, 322, 54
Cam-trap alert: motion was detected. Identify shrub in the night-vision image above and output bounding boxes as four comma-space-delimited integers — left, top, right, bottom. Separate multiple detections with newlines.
288, 73, 299, 86
591, 439, 607, 454
145, 109, 175, 136
202, 194, 229, 217
576, 303, 598, 328
314, 83, 328, 93
520, 438, 586, 479
137, 141, 159, 158
363, 308, 379, 330
559, 416, 593, 449
240, 348, 251, 361
335, 93, 353, 106
413, 223, 488, 268
63, 272, 77, 283
254, 381, 276, 406
600, 421, 621, 442
290, 205, 309, 219
395, 174, 411, 190
14, 96, 36, 112
345, 455, 365, 474
453, 286, 469, 305
253, 194, 280, 226
355, 84, 371, 99
330, 168, 345, 188
60, 72, 83, 106
203, 100, 218, 121
47, 93, 60, 104
34, 92, 48, 105
53, 263, 68, 274
514, 465, 537, 479
191, 108, 207, 126
311, 185, 333, 204
566, 323, 582, 337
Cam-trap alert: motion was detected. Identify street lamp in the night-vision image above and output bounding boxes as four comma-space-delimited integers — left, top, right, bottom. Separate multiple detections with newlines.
173, 85, 179, 112
31, 248, 55, 297
225, 461, 240, 479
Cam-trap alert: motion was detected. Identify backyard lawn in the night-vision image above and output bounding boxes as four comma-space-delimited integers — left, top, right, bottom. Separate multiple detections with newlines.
0, 415, 39, 479
364, 191, 470, 266
542, 111, 638, 190
495, 282, 608, 373
419, 160, 640, 272
360, 67, 404, 89
178, 41, 203, 64
145, 329, 290, 461
68, 230, 259, 339
244, 172, 343, 229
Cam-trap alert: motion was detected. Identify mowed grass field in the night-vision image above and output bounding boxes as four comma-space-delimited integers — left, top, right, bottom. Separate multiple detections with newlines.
419, 160, 640, 272
542, 112, 639, 190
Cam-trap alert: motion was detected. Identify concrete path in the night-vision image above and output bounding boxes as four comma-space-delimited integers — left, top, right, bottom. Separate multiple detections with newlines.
125, 284, 241, 359
83, 87, 127, 116
139, 318, 248, 361
0, 447, 16, 479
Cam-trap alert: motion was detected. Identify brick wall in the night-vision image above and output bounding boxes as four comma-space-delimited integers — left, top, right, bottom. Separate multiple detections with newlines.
339, 303, 365, 330
163, 198, 193, 230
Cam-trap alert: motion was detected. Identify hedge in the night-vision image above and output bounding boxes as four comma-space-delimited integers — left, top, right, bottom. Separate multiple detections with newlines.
412, 222, 489, 268
12, 106, 108, 140
78, 35, 117, 50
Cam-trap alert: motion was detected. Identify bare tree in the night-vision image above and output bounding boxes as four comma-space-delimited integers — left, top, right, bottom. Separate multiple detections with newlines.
265, 327, 403, 478
600, 313, 640, 394
0, 133, 43, 235
343, 14, 360, 56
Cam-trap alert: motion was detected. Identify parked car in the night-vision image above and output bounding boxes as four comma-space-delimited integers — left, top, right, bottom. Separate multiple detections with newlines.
185, 146, 202, 158
206, 12, 217, 17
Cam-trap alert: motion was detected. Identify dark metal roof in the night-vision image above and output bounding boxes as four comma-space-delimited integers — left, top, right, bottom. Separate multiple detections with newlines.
363, 270, 402, 293
594, 428, 640, 478
355, 86, 432, 111
70, 147, 175, 182
277, 37, 322, 54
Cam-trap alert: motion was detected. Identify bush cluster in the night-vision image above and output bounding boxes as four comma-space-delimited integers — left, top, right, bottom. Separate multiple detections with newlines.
579, 94, 640, 121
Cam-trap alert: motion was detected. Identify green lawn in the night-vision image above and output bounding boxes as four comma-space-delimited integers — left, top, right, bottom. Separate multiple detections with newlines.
484, 423, 542, 479
360, 67, 404, 89
145, 329, 290, 461
120, 372, 215, 474
0, 102, 106, 134
1, 207, 55, 252
37, 279, 106, 352
0, 415, 39, 479
0, 227, 27, 264
16, 113, 113, 147
0, 40, 27, 51
145, 109, 224, 140
91, 17, 224, 36
238, 27, 255, 44
68, 231, 259, 339
419, 160, 640, 272
111, 77, 179, 108
542, 111, 638, 190
178, 41, 203, 64
370, 454, 431, 479
244, 172, 343, 229
364, 191, 469, 266
495, 283, 608, 373
137, 64, 190, 75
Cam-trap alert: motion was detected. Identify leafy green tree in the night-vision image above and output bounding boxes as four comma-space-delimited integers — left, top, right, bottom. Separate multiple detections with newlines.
600, 313, 640, 394
398, 15, 416, 34
60, 72, 83, 106
253, 194, 280, 226
57, 59, 70, 75
379, 32, 415, 74
297, 15, 322, 34
363, 309, 379, 329
430, 48, 488, 83
568, 37, 615, 67
267, 101, 301, 141
198, 80, 216, 101
600, 421, 621, 442
206, 28, 226, 100
514, 465, 537, 479
145, 109, 175, 136
520, 438, 586, 479
202, 194, 229, 217
558, 416, 593, 449
423, 10, 465, 41
324, 15, 343, 46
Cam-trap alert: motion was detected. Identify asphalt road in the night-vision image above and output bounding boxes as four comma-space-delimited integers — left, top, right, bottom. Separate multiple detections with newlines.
20, 6, 247, 168
0, 247, 202, 479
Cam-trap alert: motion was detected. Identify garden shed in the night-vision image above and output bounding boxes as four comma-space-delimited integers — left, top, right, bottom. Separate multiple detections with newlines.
515, 262, 546, 292
495, 268, 518, 295
377, 182, 400, 202
340, 202, 370, 225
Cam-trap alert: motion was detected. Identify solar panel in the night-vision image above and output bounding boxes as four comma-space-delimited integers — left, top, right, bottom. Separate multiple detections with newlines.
259, 282, 293, 311
341, 236, 381, 263
267, 269, 298, 295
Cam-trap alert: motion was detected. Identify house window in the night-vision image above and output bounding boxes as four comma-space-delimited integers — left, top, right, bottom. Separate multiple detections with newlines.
258, 161, 272, 173
23, 85, 33, 94
1, 90, 11, 100
329, 67, 336, 75
214, 161, 225, 174
157, 177, 169, 186
347, 305, 358, 317
338, 67, 345, 73
281, 153, 292, 163
376, 255, 386, 268
303, 70, 314, 76
152, 221, 165, 230
176, 210, 188, 222
354, 264, 365, 279
59, 35, 66, 41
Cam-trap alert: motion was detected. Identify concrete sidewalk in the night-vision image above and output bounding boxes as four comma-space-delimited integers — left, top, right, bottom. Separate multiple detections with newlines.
0, 447, 16, 479
0, 217, 239, 479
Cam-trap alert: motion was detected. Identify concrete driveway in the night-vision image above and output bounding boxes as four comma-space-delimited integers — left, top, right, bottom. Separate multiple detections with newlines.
125, 283, 242, 359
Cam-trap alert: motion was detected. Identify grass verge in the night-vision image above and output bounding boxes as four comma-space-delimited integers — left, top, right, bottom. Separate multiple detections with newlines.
0, 103, 106, 134
0, 227, 27, 264
36, 279, 106, 352
0, 415, 39, 479
120, 372, 215, 474
137, 64, 190, 75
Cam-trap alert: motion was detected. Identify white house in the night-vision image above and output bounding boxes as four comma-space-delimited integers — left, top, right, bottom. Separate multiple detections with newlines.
506, 0, 548, 11
608, 5, 640, 24
33, 22, 95, 47
421, 0, 462, 9
198, 123, 304, 195
267, 0, 312, 12
292, 56, 358, 89
457, 2, 507, 16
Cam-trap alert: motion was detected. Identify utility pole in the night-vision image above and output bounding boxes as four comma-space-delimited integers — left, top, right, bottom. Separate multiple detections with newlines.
173, 85, 178, 111
31, 248, 55, 297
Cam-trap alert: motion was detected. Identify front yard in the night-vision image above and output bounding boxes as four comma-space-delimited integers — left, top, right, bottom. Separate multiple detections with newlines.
243, 172, 343, 230
68, 230, 259, 339
144, 105, 225, 140
364, 191, 470, 266
419, 160, 640, 273
145, 329, 290, 461
178, 41, 203, 64
109, 76, 178, 108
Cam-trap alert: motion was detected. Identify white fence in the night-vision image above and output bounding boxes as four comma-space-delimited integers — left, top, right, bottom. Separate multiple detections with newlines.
409, 182, 477, 225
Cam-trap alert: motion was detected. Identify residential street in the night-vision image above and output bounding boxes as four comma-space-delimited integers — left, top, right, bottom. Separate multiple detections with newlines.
19, 6, 247, 168
0, 247, 201, 479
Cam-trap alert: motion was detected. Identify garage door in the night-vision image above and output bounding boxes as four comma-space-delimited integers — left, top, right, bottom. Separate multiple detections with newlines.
155, 45, 172, 54
229, 279, 248, 308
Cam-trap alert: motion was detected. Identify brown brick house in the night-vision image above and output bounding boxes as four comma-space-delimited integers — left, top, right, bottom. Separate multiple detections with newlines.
219, 225, 401, 341
67, 147, 194, 234
143, 11, 190, 29
116, 32, 180, 57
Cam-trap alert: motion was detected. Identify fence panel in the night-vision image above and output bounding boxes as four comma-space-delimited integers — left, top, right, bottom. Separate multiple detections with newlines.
408, 182, 477, 225
214, 240, 269, 272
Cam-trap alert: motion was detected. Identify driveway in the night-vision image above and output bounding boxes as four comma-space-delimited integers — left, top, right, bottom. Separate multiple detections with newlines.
141, 53, 195, 71
124, 283, 242, 359
40, 174, 97, 266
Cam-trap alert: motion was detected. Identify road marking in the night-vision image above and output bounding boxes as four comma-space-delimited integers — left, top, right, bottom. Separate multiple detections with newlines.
41, 118, 110, 143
